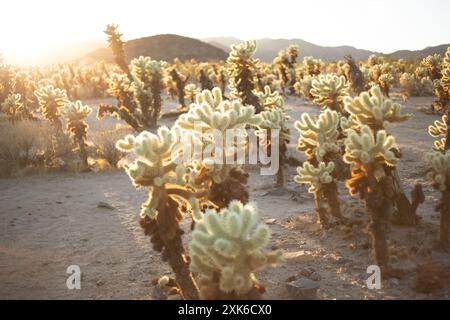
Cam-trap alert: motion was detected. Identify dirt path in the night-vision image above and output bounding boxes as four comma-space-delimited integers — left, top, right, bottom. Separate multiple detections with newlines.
1, 96, 449, 299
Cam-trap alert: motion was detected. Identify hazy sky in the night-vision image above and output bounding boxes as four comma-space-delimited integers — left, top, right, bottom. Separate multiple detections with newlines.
1, 0, 449, 64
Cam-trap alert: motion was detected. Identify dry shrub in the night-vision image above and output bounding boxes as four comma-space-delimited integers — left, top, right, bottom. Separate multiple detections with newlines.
91, 127, 130, 167
0, 120, 52, 176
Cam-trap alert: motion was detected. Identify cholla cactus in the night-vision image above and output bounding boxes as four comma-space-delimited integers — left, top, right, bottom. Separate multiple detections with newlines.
378, 73, 394, 97
428, 115, 448, 151
344, 85, 412, 131
295, 109, 341, 162
303, 56, 322, 76
60, 100, 92, 167
428, 150, 450, 246
294, 75, 315, 100
295, 162, 339, 226
310, 74, 349, 113
295, 110, 344, 224
257, 106, 290, 187
189, 200, 283, 299
1, 93, 23, 124
421, 54, 442, 81
99, 56, 166, 130
227, 41, 262, 113
34, 85, 68, 131
175, 87, 260, 207
116, 127, 208, 300
104, 24, 129, 75
442, 47, 450, 93
344, 125, 399, 267
184, 83, 200, 104
168, 66, 189, 109
344, 55, 365, 94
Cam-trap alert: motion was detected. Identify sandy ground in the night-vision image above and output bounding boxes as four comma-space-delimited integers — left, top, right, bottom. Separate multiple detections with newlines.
1, 96, 449, 300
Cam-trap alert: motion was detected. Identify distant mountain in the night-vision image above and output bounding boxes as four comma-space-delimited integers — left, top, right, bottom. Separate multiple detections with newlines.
81, 34, 228, 64
204, 37, 449, 62
388, 44, 450, 61
204, 37, 380, 62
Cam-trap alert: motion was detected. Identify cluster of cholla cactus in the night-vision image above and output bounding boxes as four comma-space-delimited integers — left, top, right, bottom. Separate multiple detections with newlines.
0, 93, 31, 124
98, 55, 166, 130
343, 85, 421, 226
60, 101, 92, 168
116, 127, 205, 299
310, 74, 350, 113
227, 41, 262, 113
190, 201, 283, 299
295, 110, 344, 226
116, 90, 283, 299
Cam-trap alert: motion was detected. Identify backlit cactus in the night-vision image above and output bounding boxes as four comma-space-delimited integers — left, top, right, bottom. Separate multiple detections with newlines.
295, 162, 334, 193
295, 109, 344, 225
344, 85, 412, 131
99, 55, 166, 130
428, 115, 448, 151
257, 104, 290, 187
104, 24, 129, 75
344, 126, 398, 174
227, 41, 262, 112
428, 150, 450, 246
175, 87, 260, 207
184, 83, 200, 104
310, 74, 349, 113
344, 125, 400, 267
442, 47, 450, 93
116, 127, 205, 300
34, 85, 68, 131
255, 85, 284, 110
60, 100, 92, 168
295, 109, 341, 162
189, 200, 283, 299
1, 93, 23, 124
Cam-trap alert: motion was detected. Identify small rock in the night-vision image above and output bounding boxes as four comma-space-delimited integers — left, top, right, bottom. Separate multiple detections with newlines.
265, 218, 277, 225
286, 277, 319, 299
97, 202, 115, 210
56, 201, 63, 204
284, 250, 314, 263
96, 280, 105, 287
